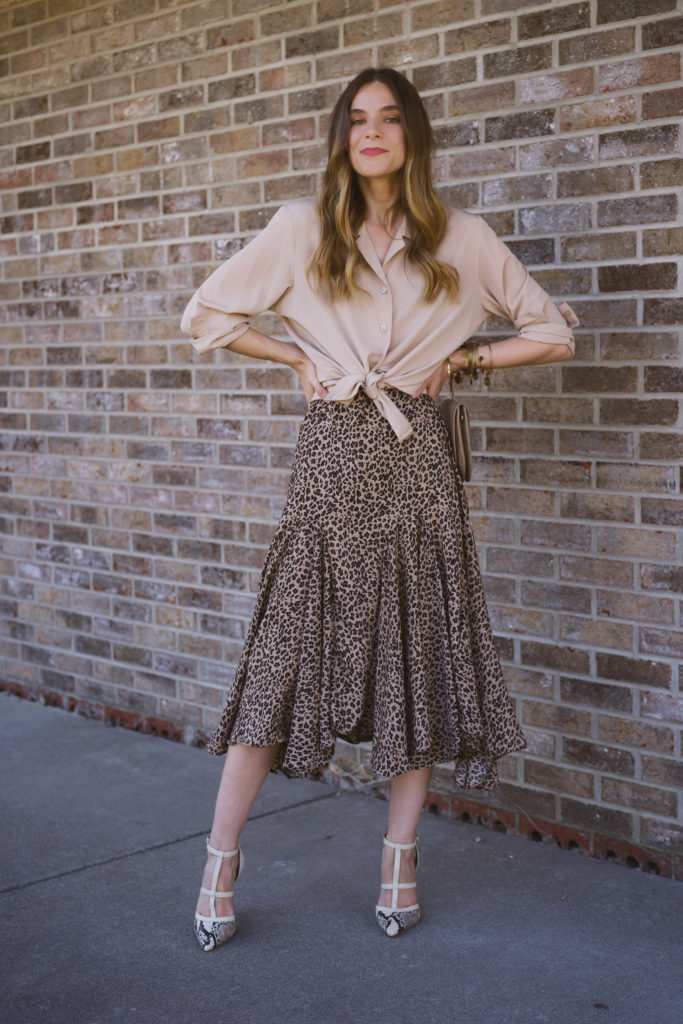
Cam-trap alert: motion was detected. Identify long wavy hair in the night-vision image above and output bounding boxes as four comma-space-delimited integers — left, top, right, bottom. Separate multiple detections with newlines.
308, 67, 459, 303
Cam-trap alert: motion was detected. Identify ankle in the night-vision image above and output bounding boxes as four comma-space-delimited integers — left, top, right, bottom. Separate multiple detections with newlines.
208, 833, 240, 853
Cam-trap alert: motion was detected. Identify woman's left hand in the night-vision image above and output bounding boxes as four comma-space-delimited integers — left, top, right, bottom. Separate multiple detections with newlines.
412, 360, 449, 401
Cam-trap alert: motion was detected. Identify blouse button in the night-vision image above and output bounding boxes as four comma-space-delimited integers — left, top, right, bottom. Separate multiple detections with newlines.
379, 323, 388, 332
380, 286, 388, 294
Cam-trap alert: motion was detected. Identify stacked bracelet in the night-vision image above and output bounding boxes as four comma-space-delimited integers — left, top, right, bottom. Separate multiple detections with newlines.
449, 341, 493, 388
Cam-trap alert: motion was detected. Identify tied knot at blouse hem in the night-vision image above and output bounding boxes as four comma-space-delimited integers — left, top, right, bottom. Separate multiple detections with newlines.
320, 368, 415, 442
181, 200, 579, 440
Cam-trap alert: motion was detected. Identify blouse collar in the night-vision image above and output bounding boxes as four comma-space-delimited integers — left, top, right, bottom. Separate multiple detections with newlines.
356, 214, 410, 277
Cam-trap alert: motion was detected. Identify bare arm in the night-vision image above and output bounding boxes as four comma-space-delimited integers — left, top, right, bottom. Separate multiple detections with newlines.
413, 336, 573, 400
225, 327, 328, 402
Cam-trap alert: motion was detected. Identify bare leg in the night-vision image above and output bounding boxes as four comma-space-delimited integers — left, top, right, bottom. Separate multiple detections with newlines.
196, 742, 279, 918
377, 765, 433, 909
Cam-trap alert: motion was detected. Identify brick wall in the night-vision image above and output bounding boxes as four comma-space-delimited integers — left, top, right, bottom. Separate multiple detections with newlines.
1, 0, 681, 875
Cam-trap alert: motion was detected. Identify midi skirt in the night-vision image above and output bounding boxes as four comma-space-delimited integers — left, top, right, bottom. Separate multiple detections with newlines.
207, 388, 527, 790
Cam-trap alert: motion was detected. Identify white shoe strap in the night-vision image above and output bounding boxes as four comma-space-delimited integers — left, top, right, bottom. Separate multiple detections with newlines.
383, 834, 419, 910
383, 836, 418, 851
206, 839, 239, 858
205, 838, 240, 918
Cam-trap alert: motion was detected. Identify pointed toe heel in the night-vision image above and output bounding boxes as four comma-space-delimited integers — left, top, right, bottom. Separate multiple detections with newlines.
194, 838, 244, 952
375, 834, 421, 938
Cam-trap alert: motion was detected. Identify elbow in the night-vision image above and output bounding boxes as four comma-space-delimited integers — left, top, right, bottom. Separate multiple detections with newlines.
531, 340, 575, 364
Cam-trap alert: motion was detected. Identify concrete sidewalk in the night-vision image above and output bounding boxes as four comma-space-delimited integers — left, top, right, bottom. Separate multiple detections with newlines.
1, 690, 681, 1024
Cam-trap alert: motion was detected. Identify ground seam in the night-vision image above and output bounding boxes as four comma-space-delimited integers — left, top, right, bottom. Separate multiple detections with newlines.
0, 791, 338, 895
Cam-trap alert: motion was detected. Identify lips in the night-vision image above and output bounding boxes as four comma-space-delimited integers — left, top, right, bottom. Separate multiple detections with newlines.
360, 147, 388, 156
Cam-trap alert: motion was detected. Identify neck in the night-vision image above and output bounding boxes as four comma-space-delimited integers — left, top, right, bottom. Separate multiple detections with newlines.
357, 174, 401, 229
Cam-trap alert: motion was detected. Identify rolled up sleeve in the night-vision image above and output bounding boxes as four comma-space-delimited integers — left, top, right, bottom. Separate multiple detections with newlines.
477, 217, 578, 354
180, 204, 295, 353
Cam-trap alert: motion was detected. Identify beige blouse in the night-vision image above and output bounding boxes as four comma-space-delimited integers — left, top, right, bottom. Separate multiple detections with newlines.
181, 199, 578, 441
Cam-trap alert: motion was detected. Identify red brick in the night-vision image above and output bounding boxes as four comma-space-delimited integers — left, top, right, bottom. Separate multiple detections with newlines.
599, 124, 679, 160
640, 628, 683, 660
597, 589, 674, 625
411, 0, 475, 30
520, 460, 591, 490
640, 430, 683, 462
519, 136, 594, 169
444, 17, 510, 53
560, 492, 635, 523
262, 118, 315, 146
560, 555, 632, 589
521, 644, 590, 676
640, 754, 683, 789
599, 331, 679, 360
642, 16, 683, 50
599, 52, 681, 92
601, 776, 677, 817
597, 714, 674, 754
344, 11, 403, 45
644, 298, 683, 326
598, 0, 676, 22
634, 670, 680, 707
642, 85, 683, 120
597, 526, 676, 560
485, 108, 554, 143
598, 462, 677, 495
495, 781, 556, 820
519, 203, 591, 235
560, 95, 637, 132
558, 166, 634, 199
231, 39, 282, 71
484, 42, 552, 79
564, 367, 639, 397
524, 759, 594, 798
599, 399, 678, 427
486, 487, 554, 517
284, 26, 339, 58
259, 64, 311, 93
640, 817, 683, 849
596, 652, 671, 687
523, 581, 591, 614
448, 80, 514, 119
645, 366, 683, 394
598, 194, 678, 228
563, 737, 635, 776
482, 173, 553, 206
560, 26, 635, 66
560, 796, 634, 837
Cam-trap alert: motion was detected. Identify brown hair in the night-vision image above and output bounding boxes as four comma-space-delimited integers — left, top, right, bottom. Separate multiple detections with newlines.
308, 67, 459, 303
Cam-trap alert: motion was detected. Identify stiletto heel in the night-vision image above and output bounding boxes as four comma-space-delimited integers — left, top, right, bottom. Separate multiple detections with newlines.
194, 837, 244, 951
375, 834, 420, 937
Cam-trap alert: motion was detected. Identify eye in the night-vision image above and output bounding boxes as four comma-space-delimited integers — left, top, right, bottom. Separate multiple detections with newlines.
350, 117, 365, 126
385, 116, 401, 123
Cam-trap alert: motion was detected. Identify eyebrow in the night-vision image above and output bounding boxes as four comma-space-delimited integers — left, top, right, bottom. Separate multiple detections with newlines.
349, 104, 400, 114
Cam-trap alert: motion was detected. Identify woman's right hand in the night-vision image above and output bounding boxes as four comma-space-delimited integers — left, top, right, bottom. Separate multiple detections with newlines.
295, 352, 329, 403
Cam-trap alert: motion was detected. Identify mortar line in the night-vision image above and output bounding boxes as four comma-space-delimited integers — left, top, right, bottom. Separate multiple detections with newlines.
0, 790, 338, 896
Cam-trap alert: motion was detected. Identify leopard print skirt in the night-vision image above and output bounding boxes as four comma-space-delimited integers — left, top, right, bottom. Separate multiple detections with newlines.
207, 387, 527, 789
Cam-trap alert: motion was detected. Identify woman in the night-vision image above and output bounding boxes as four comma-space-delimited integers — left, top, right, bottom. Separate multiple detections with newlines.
181, 67, 577, 949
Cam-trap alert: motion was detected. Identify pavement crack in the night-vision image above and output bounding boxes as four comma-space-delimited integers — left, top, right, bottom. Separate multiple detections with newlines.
0, 790, 338, 895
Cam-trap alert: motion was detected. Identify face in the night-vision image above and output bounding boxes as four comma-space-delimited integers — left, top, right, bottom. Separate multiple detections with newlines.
347, 80, 406, 181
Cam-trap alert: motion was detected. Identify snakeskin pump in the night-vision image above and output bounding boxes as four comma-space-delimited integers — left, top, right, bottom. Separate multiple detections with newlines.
194, 837, 244, 951
375, 834, 421, 937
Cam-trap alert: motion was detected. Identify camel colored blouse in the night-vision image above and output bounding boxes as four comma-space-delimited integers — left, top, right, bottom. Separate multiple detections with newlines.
181, 199, 578, 441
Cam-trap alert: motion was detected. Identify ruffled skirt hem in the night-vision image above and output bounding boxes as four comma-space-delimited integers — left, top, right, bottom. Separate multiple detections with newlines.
206, 390, 527, 791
